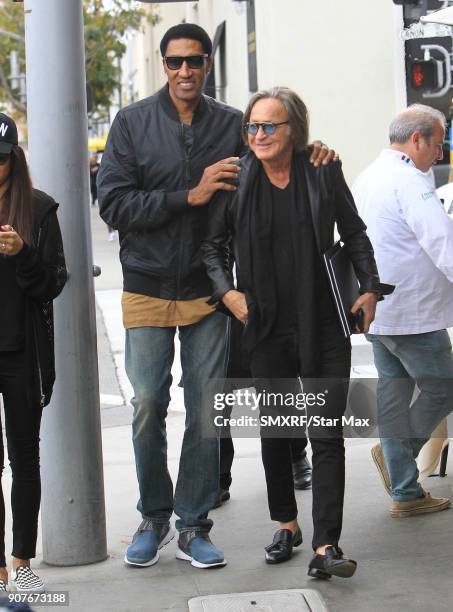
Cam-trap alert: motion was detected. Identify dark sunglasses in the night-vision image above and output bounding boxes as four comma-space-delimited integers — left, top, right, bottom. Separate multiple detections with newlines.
244, 121, 289, 136
163, 54, 208, 70
0, 153, 10, 166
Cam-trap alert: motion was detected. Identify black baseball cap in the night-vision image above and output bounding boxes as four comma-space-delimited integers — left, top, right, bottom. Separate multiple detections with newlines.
0, 113, 18, 154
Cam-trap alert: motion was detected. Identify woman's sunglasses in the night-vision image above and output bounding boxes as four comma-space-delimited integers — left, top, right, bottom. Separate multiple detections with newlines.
163, 54, 208, 70
244, 122, 289, 136
0, 153, 10, 166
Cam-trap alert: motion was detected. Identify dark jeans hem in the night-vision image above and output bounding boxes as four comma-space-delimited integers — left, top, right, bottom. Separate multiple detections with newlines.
177, 527, 211, 534
140, 515, 171, 525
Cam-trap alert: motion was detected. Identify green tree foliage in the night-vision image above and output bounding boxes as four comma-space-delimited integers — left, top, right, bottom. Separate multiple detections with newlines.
0, 0, 153, 118
0, 2, 26, 115
84, 0, 153, 115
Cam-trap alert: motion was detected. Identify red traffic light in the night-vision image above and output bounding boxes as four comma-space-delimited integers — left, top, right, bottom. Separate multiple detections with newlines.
410, 60, 437, 90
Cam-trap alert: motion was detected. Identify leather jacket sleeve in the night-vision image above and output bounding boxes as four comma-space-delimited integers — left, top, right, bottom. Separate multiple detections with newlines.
333, 163, 393, 296
201, 191, 236, 303
98, 111, 188, 233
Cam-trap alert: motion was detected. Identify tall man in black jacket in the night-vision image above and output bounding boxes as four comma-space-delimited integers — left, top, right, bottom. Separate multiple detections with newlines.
98, 23, 332, 570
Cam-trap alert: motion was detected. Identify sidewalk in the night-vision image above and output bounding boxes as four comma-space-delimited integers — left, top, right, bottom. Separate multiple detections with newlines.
17, 209, 453, 611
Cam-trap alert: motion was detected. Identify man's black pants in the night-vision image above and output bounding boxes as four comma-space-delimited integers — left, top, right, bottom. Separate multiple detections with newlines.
219, 432, 307, 490
220, 318, 309, 490
250, 328, 351, 550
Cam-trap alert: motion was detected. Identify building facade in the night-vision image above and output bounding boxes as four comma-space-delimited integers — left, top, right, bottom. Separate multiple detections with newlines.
122, 1, 408, 182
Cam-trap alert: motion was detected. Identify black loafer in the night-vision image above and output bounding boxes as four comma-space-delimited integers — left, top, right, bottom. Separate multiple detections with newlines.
292, 453, 312, 490
265, 527, 303, 564
308, 545, 357, 579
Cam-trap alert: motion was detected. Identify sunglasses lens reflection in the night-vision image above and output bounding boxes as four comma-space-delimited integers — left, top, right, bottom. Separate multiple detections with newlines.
246, 123, 277, 136
165, 55, 205, 70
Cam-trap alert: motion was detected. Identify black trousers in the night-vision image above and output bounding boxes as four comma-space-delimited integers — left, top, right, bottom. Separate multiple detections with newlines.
250, 328, 350, 550
0, 350, 43, 566
220, 432, 307, 490
220, 317, 308, 489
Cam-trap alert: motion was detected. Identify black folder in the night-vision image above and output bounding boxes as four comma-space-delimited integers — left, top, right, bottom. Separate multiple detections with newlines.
322, 241, 359, 337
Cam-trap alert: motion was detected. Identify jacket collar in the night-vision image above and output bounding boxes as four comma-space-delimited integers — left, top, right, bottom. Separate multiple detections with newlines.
157, 85, 208, 125
237, 149, 312, 182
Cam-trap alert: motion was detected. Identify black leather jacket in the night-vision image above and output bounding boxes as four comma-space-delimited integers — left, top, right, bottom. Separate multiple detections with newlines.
202, 151, 387, 303
98, 86, 245, 300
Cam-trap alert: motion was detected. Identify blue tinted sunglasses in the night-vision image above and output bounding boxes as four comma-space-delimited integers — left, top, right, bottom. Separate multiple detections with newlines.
244, 121, 289, 135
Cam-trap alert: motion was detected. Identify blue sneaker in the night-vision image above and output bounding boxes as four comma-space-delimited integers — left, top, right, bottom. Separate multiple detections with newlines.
176, 530, 226, 569
124, 519, 174, 567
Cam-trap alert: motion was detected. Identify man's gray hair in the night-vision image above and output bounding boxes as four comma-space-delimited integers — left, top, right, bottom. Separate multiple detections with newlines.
242, 87, 309, 152
389, 104, 446, 144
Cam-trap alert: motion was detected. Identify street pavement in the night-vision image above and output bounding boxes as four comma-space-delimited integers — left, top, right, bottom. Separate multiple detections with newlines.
4, 206, 452, 612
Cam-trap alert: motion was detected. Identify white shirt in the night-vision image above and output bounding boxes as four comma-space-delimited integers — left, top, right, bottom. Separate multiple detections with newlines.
353, 148, 453, 335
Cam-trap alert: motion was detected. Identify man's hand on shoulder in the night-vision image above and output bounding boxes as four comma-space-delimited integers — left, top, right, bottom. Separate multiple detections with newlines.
188, 157, 240, 207
308, 141, 339, 167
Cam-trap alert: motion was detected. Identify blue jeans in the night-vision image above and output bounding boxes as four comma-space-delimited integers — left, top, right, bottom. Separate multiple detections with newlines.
125, 312, 229, 532
367, 330, 453, 501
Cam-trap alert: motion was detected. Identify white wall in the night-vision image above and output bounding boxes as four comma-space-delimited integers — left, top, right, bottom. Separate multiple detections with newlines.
254, 0, 400, 181
197, 0, 250, 112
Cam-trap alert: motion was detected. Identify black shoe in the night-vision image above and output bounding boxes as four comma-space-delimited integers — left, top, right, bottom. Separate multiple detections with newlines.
212, 488, 230, 509
308, 545, 357, 579
265, 527, 303, 564
292, 452, 312, 490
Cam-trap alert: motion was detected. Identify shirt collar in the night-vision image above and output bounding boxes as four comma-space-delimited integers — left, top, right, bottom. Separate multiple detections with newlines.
381, 148, 416, 168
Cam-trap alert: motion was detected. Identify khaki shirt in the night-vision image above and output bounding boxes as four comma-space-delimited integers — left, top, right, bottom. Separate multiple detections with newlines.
122, 291, 215, 328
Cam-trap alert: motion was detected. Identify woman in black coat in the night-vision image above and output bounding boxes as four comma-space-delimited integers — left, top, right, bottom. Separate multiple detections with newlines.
202, 88, 390, 580
0, 113, 67, 593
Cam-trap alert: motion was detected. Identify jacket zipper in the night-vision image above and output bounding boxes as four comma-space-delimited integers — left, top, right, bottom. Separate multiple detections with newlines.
33, 324, 46, 408
34, 223, 46, 407
176, 122, 190, 299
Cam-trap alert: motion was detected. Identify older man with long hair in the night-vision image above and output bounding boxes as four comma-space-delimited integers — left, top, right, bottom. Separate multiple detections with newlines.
203, 87, 390, 579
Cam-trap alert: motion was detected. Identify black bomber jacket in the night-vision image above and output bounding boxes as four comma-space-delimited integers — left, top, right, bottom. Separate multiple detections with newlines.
98, 86, 245, 300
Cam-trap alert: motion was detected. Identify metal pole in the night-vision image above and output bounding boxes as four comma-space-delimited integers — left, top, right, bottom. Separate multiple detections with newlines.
24, 0, 107, 565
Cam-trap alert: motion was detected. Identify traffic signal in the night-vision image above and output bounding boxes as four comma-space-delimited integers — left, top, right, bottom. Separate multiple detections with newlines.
409, 59, 438, 90
405, 36, 452, 115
